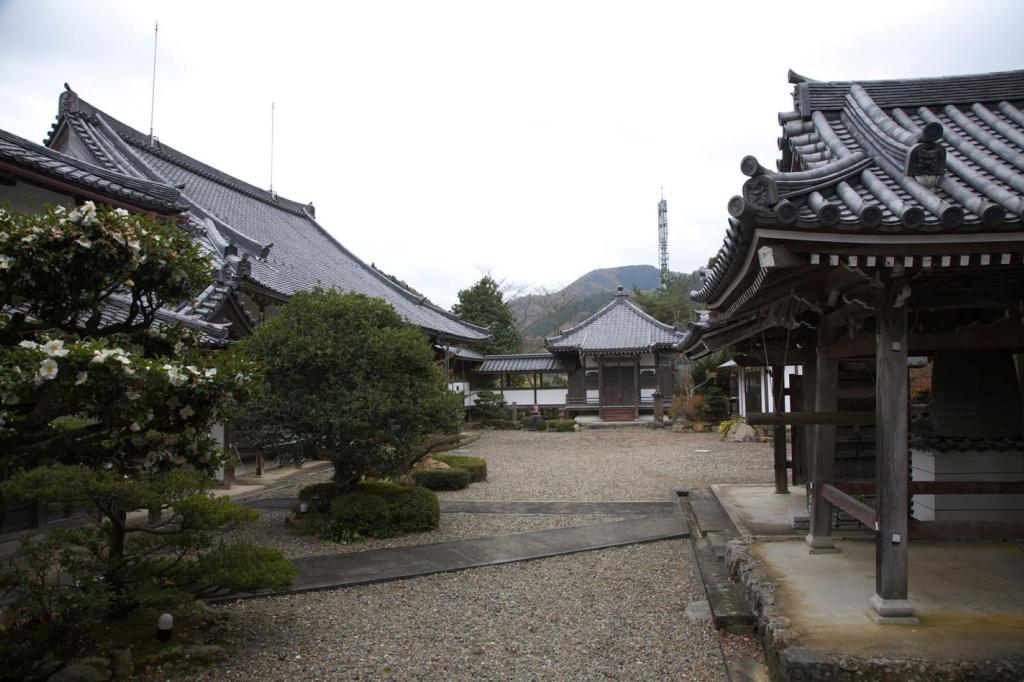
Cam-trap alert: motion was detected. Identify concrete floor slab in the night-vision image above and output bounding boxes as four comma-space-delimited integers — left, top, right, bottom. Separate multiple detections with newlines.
712, 484, 809, 536
753, 539, 1024, 662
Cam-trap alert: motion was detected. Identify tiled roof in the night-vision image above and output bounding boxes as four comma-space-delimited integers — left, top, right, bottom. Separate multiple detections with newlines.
545, 288, 685, 353
45, 88, 489, 343
475, 354, 568, 374
0, 127, 184, 213
693, 68, 1024, 306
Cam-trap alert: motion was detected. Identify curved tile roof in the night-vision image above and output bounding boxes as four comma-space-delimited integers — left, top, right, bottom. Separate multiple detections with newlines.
475, 354, 568, 373
693, 69, 1024, 306
545, 288, 685, 353
0, 127, 184, 213
46, 88, 489, 343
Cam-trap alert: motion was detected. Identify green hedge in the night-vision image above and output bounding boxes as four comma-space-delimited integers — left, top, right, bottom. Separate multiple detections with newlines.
432, 455, 487, 482
539, 419, 576, 432
480, 418, 519, 430
411, 467, 471, 490
297, 481, 342, 514
326, 480, 439, 538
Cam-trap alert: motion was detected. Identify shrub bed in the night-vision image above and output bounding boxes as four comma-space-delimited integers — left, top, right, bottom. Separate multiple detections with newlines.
325, 480, 439, 539
432, 455, 488, 482
411, 467, 472, 490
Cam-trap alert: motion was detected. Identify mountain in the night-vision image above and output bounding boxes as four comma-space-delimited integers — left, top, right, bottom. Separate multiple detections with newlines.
509, 265, 688, 352
561, 265, 663, 298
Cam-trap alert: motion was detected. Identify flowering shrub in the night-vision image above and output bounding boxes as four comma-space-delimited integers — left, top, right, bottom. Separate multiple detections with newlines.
0, 203, 258, 472
0, 204, 291, 668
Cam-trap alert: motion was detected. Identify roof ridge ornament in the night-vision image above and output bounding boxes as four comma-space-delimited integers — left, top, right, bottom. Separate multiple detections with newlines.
61, 83, 79, 114
615, 285, 628, 298
905, 121, 947, 187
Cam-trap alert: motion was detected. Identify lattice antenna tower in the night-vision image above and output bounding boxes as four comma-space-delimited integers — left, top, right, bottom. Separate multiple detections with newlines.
658, 187, 669, 285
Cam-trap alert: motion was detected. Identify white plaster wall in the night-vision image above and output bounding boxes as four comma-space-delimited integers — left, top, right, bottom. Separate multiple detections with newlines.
912, 448, 1024, 521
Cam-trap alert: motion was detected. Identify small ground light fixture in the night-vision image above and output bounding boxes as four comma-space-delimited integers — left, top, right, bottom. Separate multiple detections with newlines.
157, 612, 173, 641
298, 501, 309, 514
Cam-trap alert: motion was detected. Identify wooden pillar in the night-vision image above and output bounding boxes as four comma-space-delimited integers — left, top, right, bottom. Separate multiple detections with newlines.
870, 289, 916, 623
634, 356, 640, 419
807, 321, 838, 552
772, 365, 789, 494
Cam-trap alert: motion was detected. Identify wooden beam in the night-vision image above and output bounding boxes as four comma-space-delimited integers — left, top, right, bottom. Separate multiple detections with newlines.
807, 320, 838, 551
771, 365, 789, 494
838, 480, 1024, 495
909, 519, 1024, 540
873, 284, 911, 612
828, 322, 1024, 359
822, 484, 877, 529
747, 411, 874, 426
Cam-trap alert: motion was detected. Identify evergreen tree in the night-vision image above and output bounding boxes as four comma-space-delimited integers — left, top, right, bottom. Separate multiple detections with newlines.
632, 272, 701, 327
239, 288, 463, 489
451, 276, 521, 355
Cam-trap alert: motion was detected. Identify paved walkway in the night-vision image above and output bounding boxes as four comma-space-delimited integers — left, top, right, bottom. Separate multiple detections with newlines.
246, 497, 679, 516
212, 514, 688, 601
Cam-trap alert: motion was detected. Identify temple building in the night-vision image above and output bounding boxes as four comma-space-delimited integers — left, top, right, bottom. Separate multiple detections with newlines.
41, 85, 489, 350
546, 287, 683, 421
678, 68, 1024, 626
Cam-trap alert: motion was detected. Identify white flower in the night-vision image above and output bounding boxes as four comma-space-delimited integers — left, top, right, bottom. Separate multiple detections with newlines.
75, 371, 88, 386
18, 340, 38, 350
126, 391, 141, 401
173, 341, 184, 355
38, 358, 58, 381
203, 368, 217, 378
82, 201, 96, 214
130, 422, 142, 432
68, 210, 82, 223
0, 231, 8, 241
0, 256, 9, 270
127, 240, 141, 252
114, 208, 129, 217
76, 236, 92, 249
113, 354, 131, 365
21, 234, 34, 243
42, 339, 69, 357
121, 365, 135, 376
179, 405, 195, 420
92, 349, 115, 363
53, 206, 66, 216
164, 365, 187, 387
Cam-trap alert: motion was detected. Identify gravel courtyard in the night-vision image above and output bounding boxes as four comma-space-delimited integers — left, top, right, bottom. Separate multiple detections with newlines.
190, 429, 769, 681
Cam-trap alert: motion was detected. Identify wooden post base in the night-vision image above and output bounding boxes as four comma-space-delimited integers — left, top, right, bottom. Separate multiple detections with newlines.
868, 594, 918, 625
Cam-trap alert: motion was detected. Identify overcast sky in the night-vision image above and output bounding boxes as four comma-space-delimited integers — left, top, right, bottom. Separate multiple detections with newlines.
1, 1, 1023, 308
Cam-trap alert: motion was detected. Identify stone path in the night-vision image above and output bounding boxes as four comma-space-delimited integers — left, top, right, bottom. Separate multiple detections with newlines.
245, 496, 679, 516
212, 514, 688, 601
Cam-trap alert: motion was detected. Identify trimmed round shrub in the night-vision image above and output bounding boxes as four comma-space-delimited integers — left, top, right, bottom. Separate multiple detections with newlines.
432, 455, 487, 482
298, 481, 342, 514
388, 485, 440, 533
329, 491, 390, 534
412, 467, 471, 490
325, 480, 439, 539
